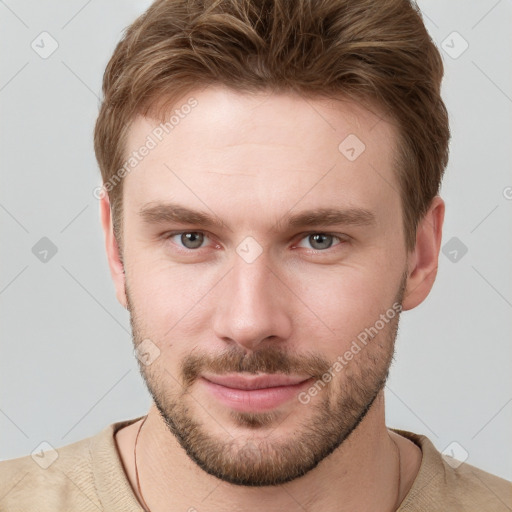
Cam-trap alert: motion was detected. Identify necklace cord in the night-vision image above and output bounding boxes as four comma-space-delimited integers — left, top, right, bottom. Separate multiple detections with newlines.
134, 415, 150, 512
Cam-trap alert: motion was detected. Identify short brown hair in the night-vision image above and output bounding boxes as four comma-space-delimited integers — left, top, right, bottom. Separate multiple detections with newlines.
94, 0, 450, 253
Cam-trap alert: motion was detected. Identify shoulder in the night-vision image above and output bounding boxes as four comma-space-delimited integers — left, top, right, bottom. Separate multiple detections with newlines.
392, 428, 512, 512
0, 432, 101, 511
442, 457, 512, 511
0, 416, 145, 511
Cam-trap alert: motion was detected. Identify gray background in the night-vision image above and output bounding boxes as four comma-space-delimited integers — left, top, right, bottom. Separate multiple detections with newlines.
1, 0, 511, 482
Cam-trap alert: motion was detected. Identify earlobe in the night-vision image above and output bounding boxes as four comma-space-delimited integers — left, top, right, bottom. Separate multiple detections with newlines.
99, 194, 128, 309
402, 196, 445, 311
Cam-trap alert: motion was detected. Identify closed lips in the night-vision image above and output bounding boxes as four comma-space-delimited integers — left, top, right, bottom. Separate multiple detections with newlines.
201, 373, 311, 390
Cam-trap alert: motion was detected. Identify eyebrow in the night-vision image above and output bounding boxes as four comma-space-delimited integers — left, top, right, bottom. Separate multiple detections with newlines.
138, 201, 376, 232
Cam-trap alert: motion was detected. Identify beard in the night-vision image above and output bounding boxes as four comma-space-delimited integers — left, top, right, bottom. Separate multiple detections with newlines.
126, 272, 407, 487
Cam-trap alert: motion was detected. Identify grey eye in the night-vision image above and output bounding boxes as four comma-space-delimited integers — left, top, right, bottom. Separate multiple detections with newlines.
307, 233, 334, 250
180, 232, 204, 249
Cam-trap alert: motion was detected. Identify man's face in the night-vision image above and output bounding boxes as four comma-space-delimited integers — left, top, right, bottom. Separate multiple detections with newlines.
120, 86, 409, 486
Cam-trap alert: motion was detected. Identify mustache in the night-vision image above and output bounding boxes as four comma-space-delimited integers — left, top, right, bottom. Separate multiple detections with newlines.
181, 344, 332, 388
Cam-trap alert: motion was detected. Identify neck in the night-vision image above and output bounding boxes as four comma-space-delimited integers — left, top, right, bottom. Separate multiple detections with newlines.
119, 391, 418, 512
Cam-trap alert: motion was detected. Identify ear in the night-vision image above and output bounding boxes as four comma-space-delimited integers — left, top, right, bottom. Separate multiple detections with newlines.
99, 193, 127, 309
402, 196, 445, 311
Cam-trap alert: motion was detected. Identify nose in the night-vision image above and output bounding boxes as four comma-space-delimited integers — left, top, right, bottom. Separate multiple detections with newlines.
212, 248, 293, 352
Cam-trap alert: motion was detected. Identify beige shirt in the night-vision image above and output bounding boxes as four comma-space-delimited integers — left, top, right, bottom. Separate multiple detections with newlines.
1, 416, 510, 511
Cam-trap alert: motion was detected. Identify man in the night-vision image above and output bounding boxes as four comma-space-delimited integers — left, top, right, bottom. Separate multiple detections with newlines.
1, 0, 510, 510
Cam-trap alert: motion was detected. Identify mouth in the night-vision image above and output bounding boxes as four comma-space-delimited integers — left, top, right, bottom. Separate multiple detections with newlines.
200, 373, 314, 412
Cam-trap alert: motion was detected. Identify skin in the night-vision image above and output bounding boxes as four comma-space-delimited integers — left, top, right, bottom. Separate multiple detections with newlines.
101, 86, 444, 511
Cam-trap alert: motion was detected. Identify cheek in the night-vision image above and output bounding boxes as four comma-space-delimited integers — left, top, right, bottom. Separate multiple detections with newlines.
125, 253, 220, 334
290, 263, 401, 353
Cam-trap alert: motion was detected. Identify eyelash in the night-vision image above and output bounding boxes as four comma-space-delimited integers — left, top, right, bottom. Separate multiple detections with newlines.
162, 231, 347, 254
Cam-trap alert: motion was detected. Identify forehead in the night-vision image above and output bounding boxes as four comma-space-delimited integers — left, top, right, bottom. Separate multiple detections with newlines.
122, 86, 401, 228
